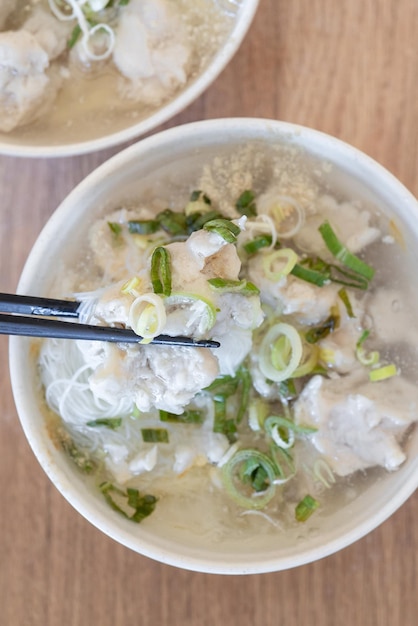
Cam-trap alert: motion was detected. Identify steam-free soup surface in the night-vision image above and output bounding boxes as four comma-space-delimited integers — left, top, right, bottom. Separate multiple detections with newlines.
0, 0, 236, 145
38, 142, 418, 547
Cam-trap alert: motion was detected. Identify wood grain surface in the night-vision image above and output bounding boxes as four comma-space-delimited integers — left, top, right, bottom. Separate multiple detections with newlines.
1, 1, 418, 624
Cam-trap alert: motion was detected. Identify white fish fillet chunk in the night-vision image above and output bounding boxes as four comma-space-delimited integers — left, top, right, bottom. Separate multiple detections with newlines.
294, 374, 418, 476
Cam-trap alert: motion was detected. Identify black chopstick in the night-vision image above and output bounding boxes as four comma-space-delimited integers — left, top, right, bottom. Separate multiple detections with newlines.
0, 292, 81, 318
0, 314, 220, 348
0, 294, 220, 348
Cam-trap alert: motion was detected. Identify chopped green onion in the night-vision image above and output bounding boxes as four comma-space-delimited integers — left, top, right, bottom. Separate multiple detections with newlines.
156, 209, 188, 236
248, 398, 269, 431
141, 428, 169, 443
205, 374, 240, 397
108, 221, 122, 235
319, 221, 375, 281
264, 415, 317, 449
313, 459, 336, 489
269, 196, 305, 238
121, 275, 143, 296
278, 378, 297, 400
295, 494, 319, 522
206, 367, 251, 440
270, 445, 295, 481
236, 366, 251, 424
292, 344, 319, 378
60, 434, 95, 474
203, 218, 241, 243
131, 405, 141, 419
150, 247, 172, 296
291, 263, 330, 287
86, 418, 122, 430
338, 287, 355, 317
329, 264, 369, 290
100, 482, 157, 523
213, 397, 237, 443
292, 257, 369, 289
243, 234, 273, 255
259, 323, 303, 382
129, 293, 166, 342
369, 364, 398, 382
165, 292, 217, 332
207, 277, 260, 296
128, 219, 160, 235
305, 312, 340, 344
186, 210, 221, 231
236, 190, 257, 217
159, 409, 204, 424
357, 329, 370, 345
221, 449, 277, 509
356, 330, 380, 366
190, 189, 211, 204
262, 248, 299, 281
240, 457, 269, 492
265, 415, 295, 449
68, 24, 82, 49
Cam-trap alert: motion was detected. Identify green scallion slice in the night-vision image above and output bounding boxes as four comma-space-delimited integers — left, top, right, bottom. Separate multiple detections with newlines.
203, 218, 241, 243
100, 483, 157, 523
270, 445, 296, 481
207, 277, 260, 296
369, 364, 398, 382
235, 190, 257, 217
190, 190, 211, 204
356, 330, 380, 366
150, 246, 172, 296
305, 313, 340, 344
86, 417, 122, 430
213, 397, 237, 443
186, 210, 222, 232
236, 366, 251, 424
295, 494, 319, 522
141, 428, 169, 443
205, 374, 240, 397
291, 263, 330, 287
156, 209, 188, 236
319, 221, 375, 281
222, 449, 277, 509
108, 221, 122, 235
159, 409, 204, 424
128, 219, 160, 235
68, 24, 82, 49
243, 234, 273, 255
338, 287, 355, 317
60, 435, 95, 474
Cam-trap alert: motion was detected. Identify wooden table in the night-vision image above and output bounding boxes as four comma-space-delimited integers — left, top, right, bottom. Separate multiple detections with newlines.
1, 1, 417, 624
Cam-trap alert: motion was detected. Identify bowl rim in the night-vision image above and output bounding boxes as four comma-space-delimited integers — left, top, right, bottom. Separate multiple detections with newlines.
9, 117, 418, 574
0, 0, 259, 159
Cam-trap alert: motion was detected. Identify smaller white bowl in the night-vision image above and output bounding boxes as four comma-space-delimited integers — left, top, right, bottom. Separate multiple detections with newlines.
9, 119, 418, 574
0, 1, 258, 158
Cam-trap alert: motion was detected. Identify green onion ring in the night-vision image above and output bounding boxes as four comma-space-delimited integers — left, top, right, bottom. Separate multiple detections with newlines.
262, 248, 299, 281
259, 323, 303, 382
221, 449, 277, 509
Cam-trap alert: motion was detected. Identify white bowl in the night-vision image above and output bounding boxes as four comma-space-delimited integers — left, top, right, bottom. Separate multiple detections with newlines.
0, 1, 258, 158
9, 118, 418, 574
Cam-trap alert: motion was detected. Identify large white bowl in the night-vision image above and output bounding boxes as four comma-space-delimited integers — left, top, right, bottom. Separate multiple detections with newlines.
9, 119, 418, 574
0, 1, 258, 158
